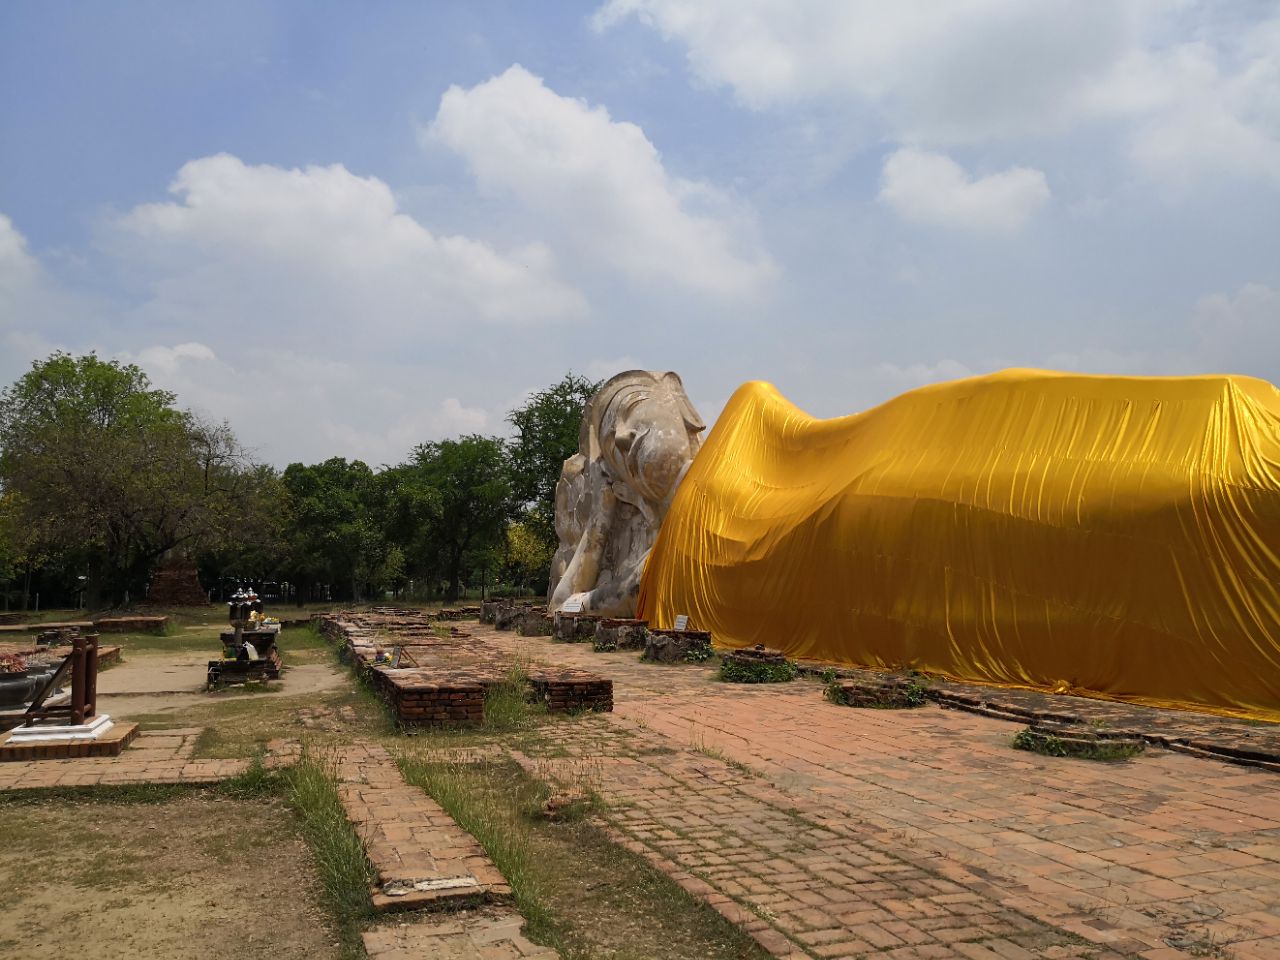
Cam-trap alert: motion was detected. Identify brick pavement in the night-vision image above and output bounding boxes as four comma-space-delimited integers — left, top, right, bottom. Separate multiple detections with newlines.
803, 664, 1280, 773
479, 625, 1280, 768
333, 742, 560, 959
0, 728, 299, 790
362, 909, 559, 959
478, 628, 1280, 959
332, 741, 510, 911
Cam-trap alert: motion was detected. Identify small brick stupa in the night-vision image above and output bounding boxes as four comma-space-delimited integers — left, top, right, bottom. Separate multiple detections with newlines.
145, 555, 209, 606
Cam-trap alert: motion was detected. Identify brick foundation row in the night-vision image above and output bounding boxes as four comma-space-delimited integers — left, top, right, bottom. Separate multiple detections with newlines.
318, 611, 613, 726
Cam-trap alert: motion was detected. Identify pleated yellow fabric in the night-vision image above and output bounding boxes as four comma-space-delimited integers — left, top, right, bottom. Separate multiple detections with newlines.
638, 369, 1280, 721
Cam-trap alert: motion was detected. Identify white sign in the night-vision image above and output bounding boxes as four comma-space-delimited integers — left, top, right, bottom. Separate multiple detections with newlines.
673, 614, 690, 631
562, 593, 588, 613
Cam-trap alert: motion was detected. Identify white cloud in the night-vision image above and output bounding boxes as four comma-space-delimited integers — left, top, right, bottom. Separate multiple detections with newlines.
878, 149, 1050, 232
118, 340, 497, 465
125, 342, 218, 378
596, 2, 1280, 187
430, 65, 775, 299
113, 153, 587, 335
0, 213, 39, 293
1114, 40, 1280, 187
593, 0, 1138, 140
1192, 283, 1280, 368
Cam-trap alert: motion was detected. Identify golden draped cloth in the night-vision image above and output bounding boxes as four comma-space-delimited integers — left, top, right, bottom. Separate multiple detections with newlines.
638, 370, 1280, 721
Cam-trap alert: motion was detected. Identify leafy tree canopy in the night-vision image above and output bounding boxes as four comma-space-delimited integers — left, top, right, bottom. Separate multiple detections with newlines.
395, 436, 513, 600
0, 352, 257, 605
506, 372, 600, 542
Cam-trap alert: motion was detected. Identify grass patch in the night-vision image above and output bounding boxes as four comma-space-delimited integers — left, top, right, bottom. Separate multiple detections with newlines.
481, 664, 547, 733
112, 627, 223, 654
284, 753, 375, 958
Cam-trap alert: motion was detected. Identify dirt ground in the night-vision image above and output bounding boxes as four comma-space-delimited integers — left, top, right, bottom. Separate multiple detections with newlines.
93, 627, 349, 718
0, 793, 341, 960
98, 656, 348, 716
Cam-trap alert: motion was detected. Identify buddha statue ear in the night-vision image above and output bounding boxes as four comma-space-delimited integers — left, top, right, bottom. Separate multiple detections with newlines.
661, 371, 706, 434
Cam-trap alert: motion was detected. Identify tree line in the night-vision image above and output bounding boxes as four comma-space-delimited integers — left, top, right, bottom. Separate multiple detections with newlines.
0, 352, 598, 609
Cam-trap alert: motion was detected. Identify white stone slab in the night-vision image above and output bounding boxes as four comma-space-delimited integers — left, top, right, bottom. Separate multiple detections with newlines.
9, 713, 115, 742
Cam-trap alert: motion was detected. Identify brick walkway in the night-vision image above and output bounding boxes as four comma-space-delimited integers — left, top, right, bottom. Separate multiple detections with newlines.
333, 742, 510, 911
333, 742, 559, 959
475, 629, 1280, 959
0, 728, 298, 789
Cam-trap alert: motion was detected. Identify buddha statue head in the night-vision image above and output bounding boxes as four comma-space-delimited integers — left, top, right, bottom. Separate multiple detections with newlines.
548, 370, 705, 615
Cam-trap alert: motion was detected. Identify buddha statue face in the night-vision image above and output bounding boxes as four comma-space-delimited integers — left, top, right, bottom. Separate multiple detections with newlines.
597, 373, 704, 512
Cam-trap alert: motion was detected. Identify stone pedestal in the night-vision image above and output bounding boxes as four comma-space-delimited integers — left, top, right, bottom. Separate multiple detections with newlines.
479, 599, 502, 624
493, 602, 529, 632
720, 644, 795, 682
643, 629, 712, 663
553, 612, 600, 643
830, 676, 927, 708
593, 618, 649, 652
515, 608, 553, 636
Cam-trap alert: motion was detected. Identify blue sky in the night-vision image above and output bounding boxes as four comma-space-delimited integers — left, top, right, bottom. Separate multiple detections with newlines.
2, 1, 1278, 465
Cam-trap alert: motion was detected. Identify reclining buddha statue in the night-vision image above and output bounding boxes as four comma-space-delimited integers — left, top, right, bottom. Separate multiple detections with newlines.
556, 366, 1280, 721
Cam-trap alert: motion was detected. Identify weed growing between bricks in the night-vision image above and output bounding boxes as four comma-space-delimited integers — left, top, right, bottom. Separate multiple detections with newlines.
1012, 726, 1145, 761
396, 754, 771, 960
825, 674, 929, 708
285, 753, 376, 959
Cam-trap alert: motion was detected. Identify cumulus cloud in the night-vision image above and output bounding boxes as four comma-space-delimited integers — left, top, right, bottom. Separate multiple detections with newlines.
113, 153, 587, 336
596, 1, 1280, 186
593, 0, 1138, 139
430, 65, 776, 299
118, 340, 496, 465
878, 149, 1050, 232
1111, 38, 1280, 187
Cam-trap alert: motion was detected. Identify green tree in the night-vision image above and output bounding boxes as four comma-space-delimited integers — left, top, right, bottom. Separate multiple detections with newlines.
396, 436, 513, 601
279, 458, 387, 602
197, 464, 287, 597
0, 352, 256, 606
503, 519, 555, 593
506, 372, 600, 545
